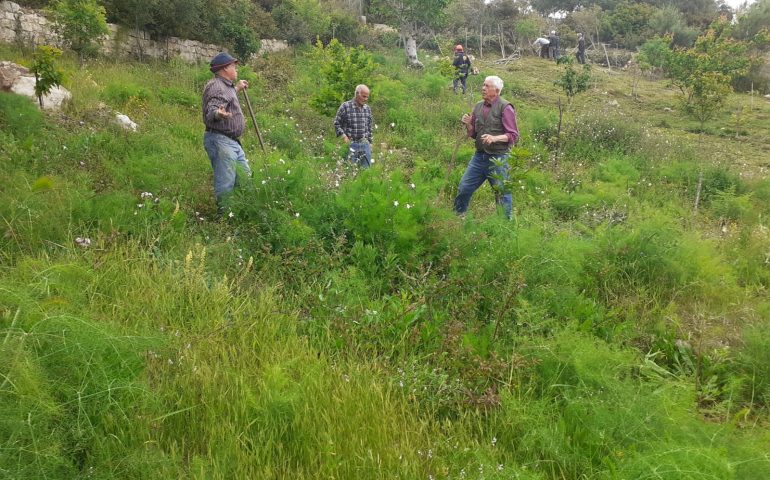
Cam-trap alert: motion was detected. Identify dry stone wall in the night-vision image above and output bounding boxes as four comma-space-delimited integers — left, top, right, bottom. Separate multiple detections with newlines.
0, 1, 287, 63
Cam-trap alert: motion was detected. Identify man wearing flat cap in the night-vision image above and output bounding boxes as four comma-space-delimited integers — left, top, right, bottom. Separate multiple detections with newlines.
202, 51, 251, 211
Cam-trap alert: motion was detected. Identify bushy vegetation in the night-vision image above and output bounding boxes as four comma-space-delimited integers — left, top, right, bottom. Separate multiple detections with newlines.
1, 36, 770, 480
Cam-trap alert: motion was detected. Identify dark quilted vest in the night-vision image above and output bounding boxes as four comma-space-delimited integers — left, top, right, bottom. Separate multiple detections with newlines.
473, 98, 512, 155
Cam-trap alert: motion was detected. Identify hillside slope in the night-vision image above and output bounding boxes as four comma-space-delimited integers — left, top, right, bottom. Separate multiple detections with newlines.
2, 43, 770, 479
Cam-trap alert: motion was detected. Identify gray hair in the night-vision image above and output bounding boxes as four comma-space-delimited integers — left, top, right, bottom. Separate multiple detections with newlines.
355, 84, 369, 95
485, 75, 504, 93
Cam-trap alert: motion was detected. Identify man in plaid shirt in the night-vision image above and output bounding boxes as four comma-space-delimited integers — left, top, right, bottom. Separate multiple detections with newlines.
334, 85, 373, 168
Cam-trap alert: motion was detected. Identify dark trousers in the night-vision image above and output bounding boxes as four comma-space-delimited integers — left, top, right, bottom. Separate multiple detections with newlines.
576, 51, 585, 64
453, 75, 468, 94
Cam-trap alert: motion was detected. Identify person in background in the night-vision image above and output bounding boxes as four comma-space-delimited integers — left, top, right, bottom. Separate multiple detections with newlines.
454, 75, 519, 220
548, 30, 561, 61
576, 32, 586, 64
334, 84, 374, 168
533, 36, 550, 59
202, 51, 251, 212
452, 44, 472, 94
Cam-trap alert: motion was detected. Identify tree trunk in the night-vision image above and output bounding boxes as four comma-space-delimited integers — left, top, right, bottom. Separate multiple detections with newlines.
480, 24, 483, 58
404, 34, 423, 68
498, 24, 505, 58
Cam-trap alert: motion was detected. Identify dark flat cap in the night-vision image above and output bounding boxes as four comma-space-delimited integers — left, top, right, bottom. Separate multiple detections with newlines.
210, 52, 238, 73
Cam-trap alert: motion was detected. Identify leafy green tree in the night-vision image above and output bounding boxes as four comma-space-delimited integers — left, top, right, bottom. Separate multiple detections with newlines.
637, 35, 672, 73
50, 0, 109, 62
567, 5, 602, 48
666, 19, 751, 96
31, 45, 64, 108
272, 0, 332, 45
101, 0, 158, 33
309, 38, 376, 116
682, 71, 731, 131
674, 0, 719, 28
600, 1, 655, 48
370, 0, 451, 67
732, 0, 770, 40
216, 0, 267, 60
554, 56, 591, 105
514, 17, 542, 52
648, 5, 699, 47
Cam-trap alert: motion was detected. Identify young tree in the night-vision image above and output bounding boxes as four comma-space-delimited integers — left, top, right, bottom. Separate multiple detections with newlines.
554, 56, 591, 105
31, 45, 64, 109
370, 0, 451, 68
309, 39, 376, 116
568, 5, 602, 48
682, 71, 732, 131
50, 0, 109, 62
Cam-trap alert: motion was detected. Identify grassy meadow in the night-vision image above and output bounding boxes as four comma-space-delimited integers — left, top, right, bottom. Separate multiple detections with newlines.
1, 41, 770, 479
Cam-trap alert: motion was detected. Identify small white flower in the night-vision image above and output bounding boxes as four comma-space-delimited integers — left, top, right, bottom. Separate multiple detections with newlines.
410, 183, 416, 189
228, 212, 235, 218
295, 212, 300, 218
390, 122, 395, 128
393, 200, 399, 207
140, 192, 153, 199
74, 237, 91, 248
287, 169, 291, 174
261, 180, 267, 185
137, 203, 144, 208
406, 204, 412, 209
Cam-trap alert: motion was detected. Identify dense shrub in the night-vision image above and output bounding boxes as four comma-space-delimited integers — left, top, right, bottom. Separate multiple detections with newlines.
309, 39, 377, 116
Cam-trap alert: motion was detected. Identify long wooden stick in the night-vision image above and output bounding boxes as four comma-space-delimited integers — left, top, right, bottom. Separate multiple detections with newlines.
241, 91, 266, 154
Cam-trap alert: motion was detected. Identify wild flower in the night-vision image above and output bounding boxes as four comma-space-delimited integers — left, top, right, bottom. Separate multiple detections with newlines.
295, 212, 300, 218
228, 212, 235, 218
390, 122, 395, 128
136, 203, 144, 208
393, 200, 399, 207
74, 237, 91, 248
140, 191, 153, 199
410, 183, 416, 189
406, 204, 412, 209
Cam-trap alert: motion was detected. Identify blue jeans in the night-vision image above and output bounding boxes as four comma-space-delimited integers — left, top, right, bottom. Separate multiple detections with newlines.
349, 141, 371, 168
453, 151, 512, 219
203, 132, 251, 205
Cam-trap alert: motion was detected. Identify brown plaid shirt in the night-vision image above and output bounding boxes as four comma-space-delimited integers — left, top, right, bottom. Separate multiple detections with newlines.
202, 76, 245, 139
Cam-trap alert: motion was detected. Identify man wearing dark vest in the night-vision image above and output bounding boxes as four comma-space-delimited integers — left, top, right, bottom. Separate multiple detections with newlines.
452, 44, 471, 94
454, 75, 519, 219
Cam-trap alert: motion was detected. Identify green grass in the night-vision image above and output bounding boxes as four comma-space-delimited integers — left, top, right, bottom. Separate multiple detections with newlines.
1, 42, 770, 479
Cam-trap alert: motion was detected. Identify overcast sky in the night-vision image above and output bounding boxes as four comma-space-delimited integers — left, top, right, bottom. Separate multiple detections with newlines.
723, 0, 755, 9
